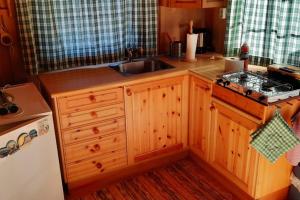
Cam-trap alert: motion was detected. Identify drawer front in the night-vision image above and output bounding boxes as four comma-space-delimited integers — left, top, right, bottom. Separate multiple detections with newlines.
60, 103, 125, 130
213, 84, 266, 120
62, 117, 126, 145
58, 88, 124, 114
64, 132, 126, 164
66, 150, 127, 183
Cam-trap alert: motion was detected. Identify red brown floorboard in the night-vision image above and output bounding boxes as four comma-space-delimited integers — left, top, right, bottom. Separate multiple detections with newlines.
68, 159, 239, 200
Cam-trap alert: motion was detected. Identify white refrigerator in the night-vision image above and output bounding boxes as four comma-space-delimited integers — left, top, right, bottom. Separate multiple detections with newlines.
0, 83, 64, 200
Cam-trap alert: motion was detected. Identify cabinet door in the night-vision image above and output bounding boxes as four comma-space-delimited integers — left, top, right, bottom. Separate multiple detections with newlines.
125, 76, 189, 164
209, 98, 260, 196
202, 0, 224, 8
189, 76, 212, 161
170, 0, 202, 8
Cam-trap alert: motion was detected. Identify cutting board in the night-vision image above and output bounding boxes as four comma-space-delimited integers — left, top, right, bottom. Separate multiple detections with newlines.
267, 64, 300, 80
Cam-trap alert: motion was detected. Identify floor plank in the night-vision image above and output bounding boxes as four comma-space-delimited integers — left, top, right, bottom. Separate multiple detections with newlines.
68, 159, 240, 200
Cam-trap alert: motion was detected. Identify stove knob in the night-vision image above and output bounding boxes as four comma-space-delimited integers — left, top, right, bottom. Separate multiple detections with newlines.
245, 90, 253, 96
258, 95, 266, 101
0, 107, 8, 116
224, 81, 230, 86
8, 104, 19, 113
216, 79, 224, 85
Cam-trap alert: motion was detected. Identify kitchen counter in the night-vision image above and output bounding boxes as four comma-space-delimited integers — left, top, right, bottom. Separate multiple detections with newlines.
39, 53, 227, 97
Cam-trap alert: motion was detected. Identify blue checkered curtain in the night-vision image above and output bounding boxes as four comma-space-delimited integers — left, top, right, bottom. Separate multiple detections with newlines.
225, 0, 300, 67
15, 0, 157, 75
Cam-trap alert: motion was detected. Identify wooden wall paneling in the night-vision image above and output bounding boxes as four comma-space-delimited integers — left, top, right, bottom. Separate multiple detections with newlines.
170, 0, 202, 8
0, 0, 26, 87
205, 8, 226, 54
159, 6, 206, 54
202, 0, 224, 8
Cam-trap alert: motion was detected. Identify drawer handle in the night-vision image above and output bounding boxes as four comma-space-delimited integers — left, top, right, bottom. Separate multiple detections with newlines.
126, 89, 132, 96
96, 162, 102, 169
93, 127, 100, 134
89, 95, 96, 102
210, 105, 215, 111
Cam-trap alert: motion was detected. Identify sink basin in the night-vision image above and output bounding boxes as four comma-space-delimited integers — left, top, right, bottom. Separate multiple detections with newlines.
109, 59, 175, 76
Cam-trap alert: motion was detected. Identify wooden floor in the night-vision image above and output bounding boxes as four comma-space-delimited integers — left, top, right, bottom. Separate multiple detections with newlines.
68, 159, 240, 200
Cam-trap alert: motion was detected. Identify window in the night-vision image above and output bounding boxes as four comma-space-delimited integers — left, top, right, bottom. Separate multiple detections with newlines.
225, 0, 300, 67
15, 1, 158, 74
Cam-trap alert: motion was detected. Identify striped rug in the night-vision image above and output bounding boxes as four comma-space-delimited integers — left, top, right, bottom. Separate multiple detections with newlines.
70, 159, 238, 200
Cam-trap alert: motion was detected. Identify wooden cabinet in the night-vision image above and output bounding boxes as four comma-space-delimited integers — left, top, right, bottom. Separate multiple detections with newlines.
54, 87, 127, 184
160, 0, 225, 8
170, 0, 201, 8
189, 76, 212, 161
209, 98, 260, 196
202, 0, 225, 8
125, 76, 189, 165
208, 98, 293, 198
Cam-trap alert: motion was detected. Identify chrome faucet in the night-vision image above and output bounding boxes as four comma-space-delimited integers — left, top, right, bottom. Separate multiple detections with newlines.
126, 48, 133, 62
125, 47, 144, 62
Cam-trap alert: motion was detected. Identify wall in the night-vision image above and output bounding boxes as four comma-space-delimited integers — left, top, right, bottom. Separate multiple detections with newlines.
159, 6, 206, 54
0, 0, 26, 87
206, 8, 226, 54
159, 6, 226, 55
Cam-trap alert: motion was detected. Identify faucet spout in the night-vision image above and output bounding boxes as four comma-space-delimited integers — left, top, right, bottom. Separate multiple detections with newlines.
126, 48, 133, 62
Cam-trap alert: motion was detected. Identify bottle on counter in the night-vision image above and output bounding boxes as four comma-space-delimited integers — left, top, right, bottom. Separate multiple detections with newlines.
240, 42, 249, 71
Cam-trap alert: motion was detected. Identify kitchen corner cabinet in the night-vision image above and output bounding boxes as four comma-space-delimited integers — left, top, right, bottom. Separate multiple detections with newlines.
125, 76, 189, 165
189, 76, 212, 161
209, 98, 292, 198
209, 98, 260, 196
160, 0, 225, 8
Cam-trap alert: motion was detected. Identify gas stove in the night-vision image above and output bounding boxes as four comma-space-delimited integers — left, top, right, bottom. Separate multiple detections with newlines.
216, 71, 300, 105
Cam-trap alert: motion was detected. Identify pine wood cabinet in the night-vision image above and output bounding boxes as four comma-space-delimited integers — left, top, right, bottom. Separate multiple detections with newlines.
125, 76, 189, 165
160, 0, 225, 8
209, 98, 260, 196
53, 87, 128, 183
189, 76, 212, 161
208, 98, 293, 198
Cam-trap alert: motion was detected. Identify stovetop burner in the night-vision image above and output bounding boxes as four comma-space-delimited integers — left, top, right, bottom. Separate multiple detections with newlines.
216, 71, 300, 104
0, 91, 19, 116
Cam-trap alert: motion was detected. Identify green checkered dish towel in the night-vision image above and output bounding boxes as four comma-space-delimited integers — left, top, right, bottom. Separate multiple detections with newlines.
250, 110, 300, 163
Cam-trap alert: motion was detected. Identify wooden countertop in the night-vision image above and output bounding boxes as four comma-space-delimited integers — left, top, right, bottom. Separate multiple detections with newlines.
38, 53, 227, 98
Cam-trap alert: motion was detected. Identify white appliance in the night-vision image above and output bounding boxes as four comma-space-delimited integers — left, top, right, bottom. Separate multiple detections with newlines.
0, 83, 64, 200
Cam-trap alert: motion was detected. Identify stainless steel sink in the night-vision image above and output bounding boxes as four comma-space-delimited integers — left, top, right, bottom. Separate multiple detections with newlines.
109, 59, 175, 76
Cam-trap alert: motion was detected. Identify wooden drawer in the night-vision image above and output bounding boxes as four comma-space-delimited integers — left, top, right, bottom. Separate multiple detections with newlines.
62, 117, 126, 145
58, 88, 124, 114
64, 132, 126, 164
66, 150, 127, 183
60, 103, 125, 130
213, 84, 267, 121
